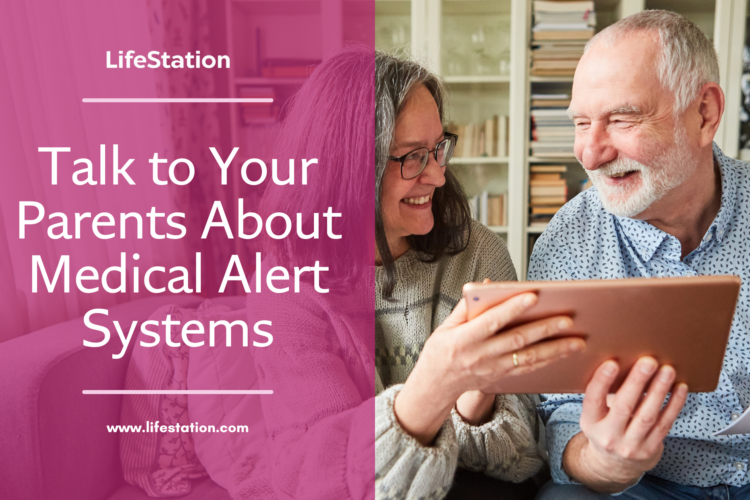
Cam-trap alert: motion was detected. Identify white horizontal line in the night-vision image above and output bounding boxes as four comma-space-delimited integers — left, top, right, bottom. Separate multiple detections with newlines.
83, 390, 273, 395
82, 98, 273, 103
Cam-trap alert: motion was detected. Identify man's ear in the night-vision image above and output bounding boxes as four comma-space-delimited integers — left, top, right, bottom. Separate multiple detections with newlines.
696, 82, 724, 148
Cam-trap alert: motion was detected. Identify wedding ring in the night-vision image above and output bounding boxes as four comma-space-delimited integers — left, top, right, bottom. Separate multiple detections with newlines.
513, 352, 519, 367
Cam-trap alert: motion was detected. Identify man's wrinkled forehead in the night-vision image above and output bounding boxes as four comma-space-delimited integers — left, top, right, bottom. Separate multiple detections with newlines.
569, 36, 663, 119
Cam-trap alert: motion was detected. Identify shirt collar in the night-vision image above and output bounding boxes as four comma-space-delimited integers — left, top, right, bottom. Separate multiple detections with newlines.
603, 142, 737, 262
615, 216, 668, 263
710, 143, 737, 244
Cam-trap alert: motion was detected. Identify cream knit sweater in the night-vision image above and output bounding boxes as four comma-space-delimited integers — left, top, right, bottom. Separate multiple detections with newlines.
374, 220, 544, 500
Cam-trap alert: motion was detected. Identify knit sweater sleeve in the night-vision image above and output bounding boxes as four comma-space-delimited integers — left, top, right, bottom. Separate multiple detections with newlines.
450, 222, 544, 481
450, 395, 543, 481
375, 384, 458, 500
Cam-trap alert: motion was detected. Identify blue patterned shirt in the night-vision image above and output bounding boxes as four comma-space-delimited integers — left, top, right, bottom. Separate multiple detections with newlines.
529, 144, 750, 488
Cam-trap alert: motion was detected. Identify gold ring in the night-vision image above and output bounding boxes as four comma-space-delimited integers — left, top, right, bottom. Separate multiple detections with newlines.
513, 352, 519, 367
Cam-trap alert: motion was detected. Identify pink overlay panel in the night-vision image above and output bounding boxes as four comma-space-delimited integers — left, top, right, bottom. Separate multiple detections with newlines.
0, 0, 374, 499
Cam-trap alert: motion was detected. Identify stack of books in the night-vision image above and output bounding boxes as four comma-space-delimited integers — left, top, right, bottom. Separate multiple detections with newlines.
531, 0, 596, 77
447, 116, 509, 158
530, 106, 575, 157
531, 93, 571, 108
238, 86, 278, 125
469, 191, 508, 227
529, 165, 568, 226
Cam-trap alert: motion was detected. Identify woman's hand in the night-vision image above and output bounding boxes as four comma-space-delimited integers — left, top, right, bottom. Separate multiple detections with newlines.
394, 292, 585, 445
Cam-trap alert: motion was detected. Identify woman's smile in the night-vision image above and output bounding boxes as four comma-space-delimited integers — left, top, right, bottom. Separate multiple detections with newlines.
400, 193, 433, 208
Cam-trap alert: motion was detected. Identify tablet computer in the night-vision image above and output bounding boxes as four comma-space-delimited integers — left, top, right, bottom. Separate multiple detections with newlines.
463, 275, 741, 393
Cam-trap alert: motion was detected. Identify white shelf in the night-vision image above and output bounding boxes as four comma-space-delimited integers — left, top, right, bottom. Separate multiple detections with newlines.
489, 226, 508, 233
444, 75, 510, 84
451, 156, 509, 164
530, 76, 574, 83
526, 224, 548, 233
528, 156, 578, 163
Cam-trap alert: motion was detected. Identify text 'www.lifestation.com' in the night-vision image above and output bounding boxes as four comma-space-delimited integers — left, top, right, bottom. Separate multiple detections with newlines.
107, 421, 250, 433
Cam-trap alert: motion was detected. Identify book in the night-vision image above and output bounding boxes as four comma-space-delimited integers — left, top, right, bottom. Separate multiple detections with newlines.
533, 23, 592, 31
488, 194, 506, 226
447, 116, 508, 158
532, 30, 594, 41
532, 59, 580, 70
531, 109, 571, 118
469, 193, 507, 227
530, 196, 567, 206
531, 93, 570, 99
530, 185, 568, 197
533, 132, 575, 142
535, 13, 597, 26
533, 49, 585, 59
531, 206, 562, 215
533, 41, 590, 49
484, 117, 495, 156
531, 69, 579, 76
530, 173, 562, 181
531, 99, 571, 107
530, 179, 566, 186
533, 0, 594, 12
531, 165, 568, 173
497, 116, 508, 157
477, 127, 485, 158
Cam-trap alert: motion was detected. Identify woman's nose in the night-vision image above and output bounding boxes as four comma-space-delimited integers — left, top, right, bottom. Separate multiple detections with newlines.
417, 153, 446, 187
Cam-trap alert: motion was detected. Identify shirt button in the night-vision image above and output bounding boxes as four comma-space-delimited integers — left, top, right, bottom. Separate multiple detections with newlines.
735, 462, 745, 471
732, 412, 740, 421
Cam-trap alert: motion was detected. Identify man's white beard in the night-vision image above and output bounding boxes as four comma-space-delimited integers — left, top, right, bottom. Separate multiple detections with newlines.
585, 126, 695, 218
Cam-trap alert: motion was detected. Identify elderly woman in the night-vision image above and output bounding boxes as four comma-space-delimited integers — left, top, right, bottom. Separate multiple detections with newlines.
372, 53, 584, 498
231, 48, 583, 500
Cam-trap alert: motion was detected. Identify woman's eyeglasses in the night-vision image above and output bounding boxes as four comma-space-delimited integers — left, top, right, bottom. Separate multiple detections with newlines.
388, 132, 457, 180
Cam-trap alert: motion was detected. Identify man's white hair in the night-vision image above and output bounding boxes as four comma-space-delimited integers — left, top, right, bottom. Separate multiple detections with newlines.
584, 10, 719, 113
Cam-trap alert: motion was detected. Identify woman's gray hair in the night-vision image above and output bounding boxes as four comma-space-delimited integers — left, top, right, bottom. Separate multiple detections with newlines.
375, 51, 446, 189
374, 51, 472, 299
585, 10, 719, 113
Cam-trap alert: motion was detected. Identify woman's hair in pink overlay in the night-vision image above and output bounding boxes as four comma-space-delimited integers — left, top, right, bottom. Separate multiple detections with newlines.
259, 45, 376, 286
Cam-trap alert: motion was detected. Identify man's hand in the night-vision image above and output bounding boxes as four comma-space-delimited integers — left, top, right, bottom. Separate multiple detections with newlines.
562, 357, 688, 494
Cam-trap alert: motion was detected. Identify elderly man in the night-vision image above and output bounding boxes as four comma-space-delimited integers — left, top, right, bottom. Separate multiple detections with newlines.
530, 10, 750, 500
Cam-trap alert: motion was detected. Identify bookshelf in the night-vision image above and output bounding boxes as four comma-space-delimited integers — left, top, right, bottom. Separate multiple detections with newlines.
376, 0, 748, 279
223, 0, 371, 263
